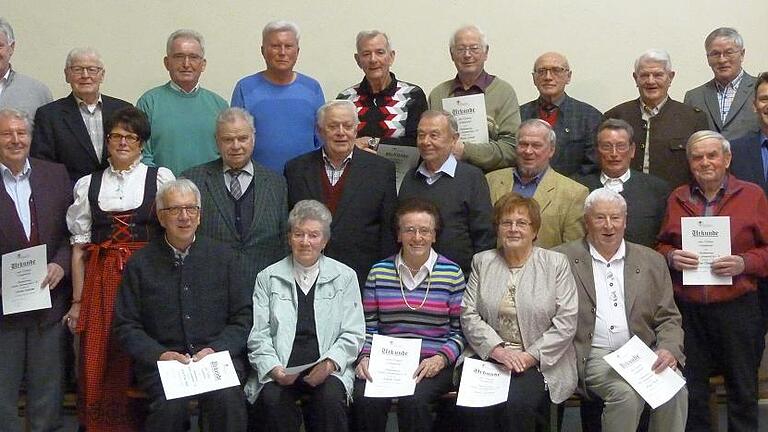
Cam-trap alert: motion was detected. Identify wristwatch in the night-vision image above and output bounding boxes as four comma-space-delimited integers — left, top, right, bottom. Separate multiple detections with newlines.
367, 137, 380, 150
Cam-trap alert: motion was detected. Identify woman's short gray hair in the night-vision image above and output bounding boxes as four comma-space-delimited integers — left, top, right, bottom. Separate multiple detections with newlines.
584, 188, 627, 215
288, 200, 332, 240
686, 130, 731, 158
156, 179, 201, 210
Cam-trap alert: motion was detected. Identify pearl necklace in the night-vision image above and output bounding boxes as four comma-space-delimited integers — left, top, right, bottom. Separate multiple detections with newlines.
398, 268, 431, 311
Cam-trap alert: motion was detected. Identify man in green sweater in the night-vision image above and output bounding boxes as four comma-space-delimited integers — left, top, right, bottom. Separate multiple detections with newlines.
137, 29, 228, 175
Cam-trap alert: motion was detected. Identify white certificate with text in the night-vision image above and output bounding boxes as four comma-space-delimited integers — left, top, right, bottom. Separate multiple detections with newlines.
157, 350, 241, 400
456, 357, 511, 407
441, 94, 489, 144
603, 336, 686, 409
681, 216, 731, 285
376, 144, 420, 192
2, 244, 51, 315
364, 334, 421, 398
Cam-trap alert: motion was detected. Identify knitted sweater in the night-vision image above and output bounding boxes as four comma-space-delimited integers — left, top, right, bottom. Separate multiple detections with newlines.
0, 69, 52, 118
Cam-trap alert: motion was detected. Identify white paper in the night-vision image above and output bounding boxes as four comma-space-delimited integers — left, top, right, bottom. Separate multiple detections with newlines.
602, 336, 686, 409
157, 350, 241, 400
456, 357, 511, 407
376, 144, 420, 192
364, 335, 421, 398
284, 360, 320, 375
681, 216, 732, 285
2, 245, 51, 315
441, 94, 490, 144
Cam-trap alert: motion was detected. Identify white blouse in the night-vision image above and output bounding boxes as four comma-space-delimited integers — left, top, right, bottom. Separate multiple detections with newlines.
66, 160, 175, 244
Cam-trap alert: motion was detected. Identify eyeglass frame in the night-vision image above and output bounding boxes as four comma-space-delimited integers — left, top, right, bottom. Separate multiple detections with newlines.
160, 206, 201, 216
67, 66, 103, 76
107, 132, 141, 145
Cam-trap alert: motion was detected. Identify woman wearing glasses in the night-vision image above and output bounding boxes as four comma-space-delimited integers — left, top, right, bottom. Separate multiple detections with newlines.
352, 198, 466, 432
65, 106, 174, 431
460, 192, 577, 432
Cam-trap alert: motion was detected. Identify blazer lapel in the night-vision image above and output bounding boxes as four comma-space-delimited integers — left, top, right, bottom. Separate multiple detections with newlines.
723, 75, 755, 128
532, 169, 556, 214
301, 151, 325, 203
62, 94, 100, 164
331, 148, 366, 227
703, 81, 724, 130
204, 162, 239, 238
29, 162, 54, 244
571, 242, 597, 306
623, 245, 640, 318
0, 176, 29, 246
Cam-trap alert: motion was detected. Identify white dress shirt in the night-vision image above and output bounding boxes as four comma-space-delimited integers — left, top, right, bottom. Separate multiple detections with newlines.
1, 159, 32, 239
395, 248, 438, 290
589, 240, 631, 350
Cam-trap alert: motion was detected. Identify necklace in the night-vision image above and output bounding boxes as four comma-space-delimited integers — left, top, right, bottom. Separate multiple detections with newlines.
398, 269, 432, 310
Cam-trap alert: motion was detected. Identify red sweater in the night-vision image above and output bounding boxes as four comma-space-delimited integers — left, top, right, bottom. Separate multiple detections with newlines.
657, 175, 768, 303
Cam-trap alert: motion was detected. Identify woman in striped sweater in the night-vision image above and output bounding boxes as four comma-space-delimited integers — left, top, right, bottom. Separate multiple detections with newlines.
352, 197, 466, 432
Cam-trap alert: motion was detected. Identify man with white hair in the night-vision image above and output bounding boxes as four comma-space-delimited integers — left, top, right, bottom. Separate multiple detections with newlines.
32, 47, 131, 183
428, 25, 521, 172
137, 29, 228, 175
0, 17, 52, 117
337, 30, 427, 149
232, 20, 325, 173
604, 49, 708, 187
685, 27, 758, 141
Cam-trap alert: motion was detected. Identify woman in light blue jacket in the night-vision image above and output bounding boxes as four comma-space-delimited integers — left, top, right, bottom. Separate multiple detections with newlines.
245, 199, 365, 432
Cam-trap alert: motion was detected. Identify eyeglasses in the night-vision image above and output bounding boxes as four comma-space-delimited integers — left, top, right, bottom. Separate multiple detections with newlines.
706, 49, 741, 59
170, 53, 204, 63
454, 45, 484, 55
400, 226, 434, 236
499, 219, 532, 230
161, 206, 200, 216
533, 67, 569, 77
323, 122, 357, 133
107, 132, 140, 145
68, 66, 103, 76
597, 142, 631, 153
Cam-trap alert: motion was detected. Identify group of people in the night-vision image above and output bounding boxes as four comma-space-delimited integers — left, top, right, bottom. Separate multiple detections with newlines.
0, 12, 767, 432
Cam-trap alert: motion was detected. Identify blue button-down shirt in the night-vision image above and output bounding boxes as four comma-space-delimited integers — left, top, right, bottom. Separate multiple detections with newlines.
1, 159, 32, 239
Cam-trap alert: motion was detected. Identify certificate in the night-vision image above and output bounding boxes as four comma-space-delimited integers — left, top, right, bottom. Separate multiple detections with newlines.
456, 357, 511, 407
157, 350, 241, 400
681, 216, 731, 285
364, 334, 421, 398
603, 336, 686, 409
441, 94, 489, 144
2, 244, 51, 315
376, 144, 420, 192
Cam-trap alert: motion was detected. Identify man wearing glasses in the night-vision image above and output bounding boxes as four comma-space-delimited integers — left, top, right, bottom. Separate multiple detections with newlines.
32, 47, 130, 183
685, 27, 758, 141
520, 52, 602, 178
428, 25, 521, 172
604, 49, 708, 187
137, 29, 228, 176
0, 17, 51, 118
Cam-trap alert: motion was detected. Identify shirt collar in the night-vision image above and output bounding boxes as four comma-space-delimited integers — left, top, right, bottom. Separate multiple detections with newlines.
0, 67, 10, 82
760, 132, 768, 148
716, 68, 745, 90
600, 169, 631, 185
74, 93, 103, 107
588, 239, 626, 264
165, 235, 195, 261
538, 93, 566, 108
640, 95, 669, 115
169, 80, 200, 94
450, 70, 494, 94
359, 72, 397, 96
107, 157, 141, 175
395, 248, 438, 276
417, 154, 457, 178
222, 160, 254, 176
513, 167, 547, 185
322, 147, 354, 169
691, 176, 729, 201
0, 158, 31, 179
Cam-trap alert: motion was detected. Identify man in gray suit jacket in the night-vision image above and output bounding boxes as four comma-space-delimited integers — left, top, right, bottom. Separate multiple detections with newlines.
182, 107, 287, 286
684, 27, 758, 141
556, 188, 687, 432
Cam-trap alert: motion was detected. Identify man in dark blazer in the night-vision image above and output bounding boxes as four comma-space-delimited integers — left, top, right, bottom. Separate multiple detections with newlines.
31, 47, 131, 183
684, 27, 758, 141
182, 107, 287, 286
0, 109, 73, 431
578, 119, 670, 248
285, 100, 397, 288
520, 52, 602, 177
604, 49, 708, 188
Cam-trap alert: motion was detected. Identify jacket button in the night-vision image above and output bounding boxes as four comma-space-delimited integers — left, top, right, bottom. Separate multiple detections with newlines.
591, 307, 596, 313
588, 332, 593, 339
184, 314, 191, 320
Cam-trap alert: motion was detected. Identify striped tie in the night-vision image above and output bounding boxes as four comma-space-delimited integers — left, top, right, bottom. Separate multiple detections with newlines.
228, 169, 243, 199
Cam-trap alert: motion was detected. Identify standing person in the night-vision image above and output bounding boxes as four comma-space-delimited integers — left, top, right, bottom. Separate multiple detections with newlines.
0, 17, 52, 117
65, 106, 174, 430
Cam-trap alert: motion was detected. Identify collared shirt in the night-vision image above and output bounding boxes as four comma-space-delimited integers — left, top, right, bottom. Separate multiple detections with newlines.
761, 132, 768, 183
169, 80, 200, 95
222, 160, 254, 195
691, 177, 728, 216
600, 169, 632, 193
512, 167, 547, 198
0, 67, 10, 99
292, 257, 320, 295
322, 149, 353, 186
715, 69, 745, 123
395, 248, 438, 291
75, 94, 104, 162
589, 240, 631, 351
1, 159, 32, 239
640, 96, 669, 174
165, 235, 195, 262
450, 70, 495, 96
417, 154, 457, 185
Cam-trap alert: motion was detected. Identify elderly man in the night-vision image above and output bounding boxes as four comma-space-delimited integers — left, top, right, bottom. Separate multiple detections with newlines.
486, 119, 588, 249
0, 17, 51, 117
657, 131, 768, 432
114, 179, 251, 432
284, 100, 396, 288
0, 109, 72, 432
579, 119, 670, 247
520, 52, 602, 177
685, 27, 758, 141
428, 25, 521, 172
399, 110, 495, 273
556, 188, 687, 432
182, 107, 287, 286
337, 30, 427, 149
31, 48, 131, 183
137, 29, 228, 176
604, 49, 708, 187
232, 20, 324, 173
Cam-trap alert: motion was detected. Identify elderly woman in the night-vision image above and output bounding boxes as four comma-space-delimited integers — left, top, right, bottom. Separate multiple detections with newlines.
352, 197, 465, 432
460, 192, 578, 432
65, 106, 174, 431
246, 199, 365, 432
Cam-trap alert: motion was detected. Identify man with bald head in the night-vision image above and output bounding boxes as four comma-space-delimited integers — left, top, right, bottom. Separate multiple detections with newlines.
520, 52, 602, 177
32, 48, 131, 183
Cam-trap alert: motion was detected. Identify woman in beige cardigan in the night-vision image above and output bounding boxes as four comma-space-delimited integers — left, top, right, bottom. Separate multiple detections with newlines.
460, 192, 578, 432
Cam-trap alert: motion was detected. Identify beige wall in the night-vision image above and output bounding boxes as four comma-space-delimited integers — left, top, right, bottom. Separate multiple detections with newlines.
5, 1, 767, 111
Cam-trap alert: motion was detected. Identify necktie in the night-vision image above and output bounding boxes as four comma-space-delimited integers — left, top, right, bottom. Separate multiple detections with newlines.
228, 169, 243, 199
